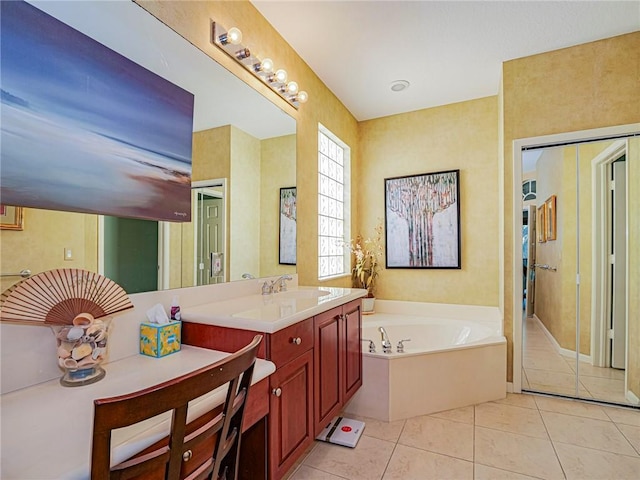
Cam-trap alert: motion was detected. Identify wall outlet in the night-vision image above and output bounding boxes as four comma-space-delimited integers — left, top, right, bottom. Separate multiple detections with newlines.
64, 248, 74, 261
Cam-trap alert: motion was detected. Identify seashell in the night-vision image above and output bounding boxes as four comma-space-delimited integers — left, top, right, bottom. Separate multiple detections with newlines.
81, 335, 92, 343
77, 356, 98, 368
64, 358, 78, 370
57, 346, 72, 359
71, 343, 92, 360
72, 312, 94, 327
97, 339, 107, 348
57, 327, 72, 341
58, 357, 67, 368
91, 347, 102, 360
86, 324, 102, 336
66, 327, 84, 341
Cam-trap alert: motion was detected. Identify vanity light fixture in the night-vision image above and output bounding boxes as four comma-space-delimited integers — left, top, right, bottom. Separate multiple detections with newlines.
211, 21, 308, 108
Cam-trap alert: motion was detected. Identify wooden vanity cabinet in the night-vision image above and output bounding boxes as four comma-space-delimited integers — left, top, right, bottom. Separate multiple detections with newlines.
313, 299, 362, 436
266, 318, 314, 479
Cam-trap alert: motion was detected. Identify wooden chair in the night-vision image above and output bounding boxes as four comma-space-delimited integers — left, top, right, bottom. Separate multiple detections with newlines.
91, 335, 263, 480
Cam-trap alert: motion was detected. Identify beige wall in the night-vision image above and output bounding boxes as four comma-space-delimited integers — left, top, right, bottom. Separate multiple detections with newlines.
0, 209, 97, 292
260, 134, 296, 277
230, 126, 261, 280
502, 31, 640, 381
358, 97, 500, 305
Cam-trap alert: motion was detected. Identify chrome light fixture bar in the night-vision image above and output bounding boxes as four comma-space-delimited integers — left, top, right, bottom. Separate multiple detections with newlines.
211, 21, 308, 108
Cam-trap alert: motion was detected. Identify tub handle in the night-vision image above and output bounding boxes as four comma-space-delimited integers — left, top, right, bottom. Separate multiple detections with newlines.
397, 339, 411, 353
362, 338, 376, 353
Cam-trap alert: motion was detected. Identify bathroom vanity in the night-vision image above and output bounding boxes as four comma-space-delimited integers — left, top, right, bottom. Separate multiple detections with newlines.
181, 286, 366, 479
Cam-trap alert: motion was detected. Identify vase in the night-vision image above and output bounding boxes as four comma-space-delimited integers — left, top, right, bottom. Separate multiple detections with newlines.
52, 315, 111, 387
362, 297, 375, 314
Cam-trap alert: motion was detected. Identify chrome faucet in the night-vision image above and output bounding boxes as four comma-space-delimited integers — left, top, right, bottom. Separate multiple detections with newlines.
379, 326, 392, 353
274, 274, 293, 292
242, 273, 255, 279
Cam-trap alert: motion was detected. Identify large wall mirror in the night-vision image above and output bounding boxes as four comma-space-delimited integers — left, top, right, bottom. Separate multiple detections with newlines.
519, 130, 639, 407
0, 1, 296, 294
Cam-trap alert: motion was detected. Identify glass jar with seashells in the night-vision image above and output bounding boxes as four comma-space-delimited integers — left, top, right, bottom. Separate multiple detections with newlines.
54, 313, 111, 386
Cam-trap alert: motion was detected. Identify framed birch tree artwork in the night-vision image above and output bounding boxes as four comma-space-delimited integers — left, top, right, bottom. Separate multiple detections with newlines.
384, 170, 461, 269
279, 187, 297, 265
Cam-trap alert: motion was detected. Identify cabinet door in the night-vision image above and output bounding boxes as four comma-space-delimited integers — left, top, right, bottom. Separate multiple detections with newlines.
313, 306, 343, 436
343, 300, 362, 403
268, 349, 313, 480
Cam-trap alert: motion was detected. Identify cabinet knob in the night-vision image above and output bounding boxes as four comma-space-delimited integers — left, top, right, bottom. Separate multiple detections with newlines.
272, 387, 282, 397
182, 449, 192, 462
291, 337, 302, 345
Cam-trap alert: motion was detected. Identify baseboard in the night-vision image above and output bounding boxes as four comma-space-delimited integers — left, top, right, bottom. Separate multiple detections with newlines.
626, 389, 640, 406
532, 314, 592, 363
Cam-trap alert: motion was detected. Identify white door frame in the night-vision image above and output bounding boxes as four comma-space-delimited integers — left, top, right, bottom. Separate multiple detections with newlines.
590, 140, 627, 368
511, 123, 639, 394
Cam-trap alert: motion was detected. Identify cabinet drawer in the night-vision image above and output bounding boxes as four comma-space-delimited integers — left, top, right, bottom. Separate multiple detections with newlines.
269, 318, 313, 367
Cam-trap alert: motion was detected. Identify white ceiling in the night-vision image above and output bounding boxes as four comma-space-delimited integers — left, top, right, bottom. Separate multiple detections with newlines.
252, 0, 640, 121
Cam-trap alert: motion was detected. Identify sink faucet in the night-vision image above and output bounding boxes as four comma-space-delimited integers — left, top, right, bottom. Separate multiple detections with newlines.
379, 326, 392, 353
274, 274, 293, 292
242, 273, 255, 279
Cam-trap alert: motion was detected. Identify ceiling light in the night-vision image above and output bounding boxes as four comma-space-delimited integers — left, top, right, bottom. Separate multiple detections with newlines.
390, 80, 410, 92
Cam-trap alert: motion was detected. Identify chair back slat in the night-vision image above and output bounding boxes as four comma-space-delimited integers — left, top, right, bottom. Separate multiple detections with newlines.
91, 335, 262, 480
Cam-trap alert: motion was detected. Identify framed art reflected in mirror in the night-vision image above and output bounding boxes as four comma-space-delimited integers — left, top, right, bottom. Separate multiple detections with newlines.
0, 205, 24, 231
545, 195, 557, 241
536, 205, 546, 243
279, 187, 297, 265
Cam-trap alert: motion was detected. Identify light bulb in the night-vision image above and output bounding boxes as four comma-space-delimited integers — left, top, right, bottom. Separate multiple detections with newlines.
286, 81, 299, 95
227, 27, 242, 45
219, 26, 243, 46
260, 58, 274, 74
296, 91, 309, 104
275, 69, 287, 83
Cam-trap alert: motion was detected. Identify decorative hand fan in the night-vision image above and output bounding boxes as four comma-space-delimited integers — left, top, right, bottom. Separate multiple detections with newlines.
0, 268, 133, 325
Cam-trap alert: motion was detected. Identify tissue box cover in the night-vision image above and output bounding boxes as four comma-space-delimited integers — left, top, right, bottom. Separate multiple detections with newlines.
140, 321, 181, 358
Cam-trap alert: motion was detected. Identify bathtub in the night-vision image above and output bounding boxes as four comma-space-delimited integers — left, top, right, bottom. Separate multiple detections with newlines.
344, 300, 506, 422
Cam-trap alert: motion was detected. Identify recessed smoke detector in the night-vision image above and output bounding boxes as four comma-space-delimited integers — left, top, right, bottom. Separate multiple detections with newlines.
390, 80, 410, 92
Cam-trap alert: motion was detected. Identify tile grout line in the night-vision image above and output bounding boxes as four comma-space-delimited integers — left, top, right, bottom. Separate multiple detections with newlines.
538, 390, 569, 479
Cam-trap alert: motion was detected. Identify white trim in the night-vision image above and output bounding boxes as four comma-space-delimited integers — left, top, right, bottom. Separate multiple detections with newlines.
532, 314, 592, 363
159, 222, 170, 290
511, 123, 640, 402
590, 141, 626, 368
626, 389, 640, 406
506, 382, 514, 393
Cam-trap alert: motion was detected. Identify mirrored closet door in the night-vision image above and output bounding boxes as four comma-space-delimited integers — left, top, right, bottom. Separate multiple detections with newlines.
521, 134, 639, 407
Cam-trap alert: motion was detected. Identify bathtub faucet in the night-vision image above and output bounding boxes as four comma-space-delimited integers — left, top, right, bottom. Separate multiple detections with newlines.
379, 327, 392, 354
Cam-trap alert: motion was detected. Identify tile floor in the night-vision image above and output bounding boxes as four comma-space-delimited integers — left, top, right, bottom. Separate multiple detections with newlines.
522, 315, 633, 406
284, 393, 640, 480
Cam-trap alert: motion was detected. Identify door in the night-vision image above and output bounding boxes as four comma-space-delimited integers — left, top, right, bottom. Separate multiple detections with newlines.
610, 157, 627, 369
103, 216, 158, 294
196, 193, 224, 285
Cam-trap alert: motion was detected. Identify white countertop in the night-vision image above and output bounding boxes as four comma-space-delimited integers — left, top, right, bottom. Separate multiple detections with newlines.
183, 287, 367, 333
0, 346, 276, 480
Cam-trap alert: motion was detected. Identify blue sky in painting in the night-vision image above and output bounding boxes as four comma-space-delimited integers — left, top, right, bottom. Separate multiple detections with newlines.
0, 1, 194, 220
1, 1, 194, 163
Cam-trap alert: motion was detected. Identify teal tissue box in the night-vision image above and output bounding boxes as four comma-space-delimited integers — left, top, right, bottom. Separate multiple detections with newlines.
140, 321, 181, 358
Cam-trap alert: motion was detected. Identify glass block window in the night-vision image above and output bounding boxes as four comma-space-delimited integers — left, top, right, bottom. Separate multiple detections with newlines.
318, 125, 350, 279
522, 179, 536, 201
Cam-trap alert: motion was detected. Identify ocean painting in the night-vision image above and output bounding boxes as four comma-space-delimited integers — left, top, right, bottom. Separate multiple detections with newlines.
0, 1, 194, 222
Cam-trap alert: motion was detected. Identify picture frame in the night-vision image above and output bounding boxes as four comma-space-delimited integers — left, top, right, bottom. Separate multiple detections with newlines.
545, 195, 557, 241
279, 187, 297, 265
385, 169, 461, 269
0, 205, 24, 231
536, 205, 546, 243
